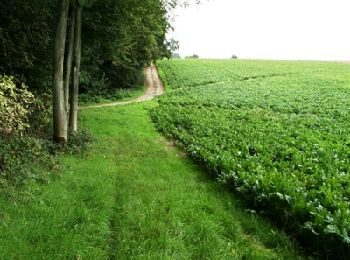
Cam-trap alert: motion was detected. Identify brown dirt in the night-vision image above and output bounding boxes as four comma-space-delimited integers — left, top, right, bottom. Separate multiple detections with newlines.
81, 64, 164, 109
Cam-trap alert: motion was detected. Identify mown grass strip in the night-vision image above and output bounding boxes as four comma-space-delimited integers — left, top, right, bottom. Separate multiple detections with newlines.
84, 103, 301, 259
0, 102, 301, 259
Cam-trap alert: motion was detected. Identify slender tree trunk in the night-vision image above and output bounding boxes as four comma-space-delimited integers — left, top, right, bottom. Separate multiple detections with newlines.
69, 4, 82, 132
64, 6, 76, 116
53, 0, 69, 144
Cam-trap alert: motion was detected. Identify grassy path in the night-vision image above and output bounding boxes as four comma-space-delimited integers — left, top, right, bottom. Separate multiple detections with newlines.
0, 102, 301, 259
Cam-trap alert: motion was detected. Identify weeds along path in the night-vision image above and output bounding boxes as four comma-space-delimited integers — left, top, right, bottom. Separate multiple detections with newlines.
82, 65, 164, 109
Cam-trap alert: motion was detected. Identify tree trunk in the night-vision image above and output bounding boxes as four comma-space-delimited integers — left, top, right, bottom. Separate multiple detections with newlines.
64, 6, 76, 116
69, 4, 82, 132
53, 0, 69, 144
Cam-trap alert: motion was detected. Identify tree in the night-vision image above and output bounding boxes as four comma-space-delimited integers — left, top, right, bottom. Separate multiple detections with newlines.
69, 4, 82, 131
53, 0, 88, 142
185, 54, 199, 59
0, 0, 55, 90
64, 6, 76, 117
80, 0, 175, 89
172, 53, 181, 59
52, 0, 69, 144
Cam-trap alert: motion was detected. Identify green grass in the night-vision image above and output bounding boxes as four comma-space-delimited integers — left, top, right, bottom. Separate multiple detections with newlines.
153, 59, 350, 256
79, 84, 146, 106
0, 102, 301, 259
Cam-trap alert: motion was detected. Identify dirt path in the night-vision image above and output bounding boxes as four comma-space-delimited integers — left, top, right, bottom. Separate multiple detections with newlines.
82, 64, 164, 109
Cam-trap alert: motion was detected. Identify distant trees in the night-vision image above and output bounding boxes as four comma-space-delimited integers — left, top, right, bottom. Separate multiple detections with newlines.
231, 54, 238, 59
172, 53, 181, 59
185, 54, 199, 59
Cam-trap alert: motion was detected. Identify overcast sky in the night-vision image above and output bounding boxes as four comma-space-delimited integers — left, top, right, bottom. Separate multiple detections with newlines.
170, 0, 350, 60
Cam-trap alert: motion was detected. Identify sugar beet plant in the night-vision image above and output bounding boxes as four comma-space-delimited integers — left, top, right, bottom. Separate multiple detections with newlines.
152, 59, 350, 257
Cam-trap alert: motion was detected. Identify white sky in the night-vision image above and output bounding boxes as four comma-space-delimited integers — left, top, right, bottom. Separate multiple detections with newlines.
170, 0, 350, 60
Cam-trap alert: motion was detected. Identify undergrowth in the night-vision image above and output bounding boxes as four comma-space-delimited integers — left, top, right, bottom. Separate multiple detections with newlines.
0, 129, 94, 189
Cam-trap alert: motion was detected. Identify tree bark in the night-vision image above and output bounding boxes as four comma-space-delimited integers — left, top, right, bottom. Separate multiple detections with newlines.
69, 4, 82, 132
53, 0, 69, 144
64, 6, 76, 116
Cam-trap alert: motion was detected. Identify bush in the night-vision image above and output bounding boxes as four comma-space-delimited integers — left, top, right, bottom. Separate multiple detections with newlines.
0, 75, 93, 187
0, 135, 57, 187
0, 75, 35, 136
27, 90, 52, 137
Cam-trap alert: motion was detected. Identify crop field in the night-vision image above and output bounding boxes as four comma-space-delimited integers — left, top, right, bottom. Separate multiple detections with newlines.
152, 59, 350, 255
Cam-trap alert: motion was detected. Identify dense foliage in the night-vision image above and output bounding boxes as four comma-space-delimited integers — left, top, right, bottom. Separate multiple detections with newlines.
152, 59, 350, 257
80, 0, 173, 96
0, 0, 56, 90
0, 76, 35, 136
0, 136, 57, 187
0, 0, 174, 96
0, 0, 177, 184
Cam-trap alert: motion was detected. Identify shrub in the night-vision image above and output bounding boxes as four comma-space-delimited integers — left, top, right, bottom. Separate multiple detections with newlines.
0, 135, 57, 187
27, 90, 52, 137
0, 75, 35, 136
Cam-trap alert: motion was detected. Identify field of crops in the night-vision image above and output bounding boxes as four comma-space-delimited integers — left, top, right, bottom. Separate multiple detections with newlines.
152, 59, 350, 256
